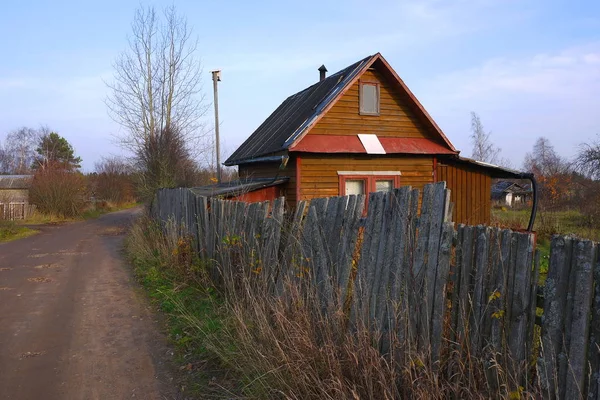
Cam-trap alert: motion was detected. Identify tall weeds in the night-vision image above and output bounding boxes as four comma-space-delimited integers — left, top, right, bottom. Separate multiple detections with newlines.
127, 213, 540, 399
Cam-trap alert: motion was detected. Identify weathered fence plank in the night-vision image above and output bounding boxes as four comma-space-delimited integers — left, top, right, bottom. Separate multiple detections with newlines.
470, 226, 489, 358
456, 225, 475, 349
507, 233, 534, 374
337, 194, 364, 302
430, 222, 453, 364
423, 183, 447, 355
588, 245, 600, 400
541, 236, 574, 399
564, 240, 595, 400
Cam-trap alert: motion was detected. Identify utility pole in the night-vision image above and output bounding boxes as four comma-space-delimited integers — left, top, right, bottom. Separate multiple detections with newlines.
211, 70, 222, 183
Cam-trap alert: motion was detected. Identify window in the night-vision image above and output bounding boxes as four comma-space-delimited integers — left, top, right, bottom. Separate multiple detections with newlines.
345, 179, 366, 195
375, 179, 394, 192
360, 82, 379, 115
338, 172, 401, 197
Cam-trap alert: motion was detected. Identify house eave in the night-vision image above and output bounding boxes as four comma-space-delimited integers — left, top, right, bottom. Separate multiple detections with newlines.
441, 155, 531, 179
225, 154, 288, 167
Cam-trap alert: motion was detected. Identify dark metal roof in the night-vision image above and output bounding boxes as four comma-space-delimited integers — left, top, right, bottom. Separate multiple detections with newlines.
224, 55, 375, 166
189, 177, 289, 198
442, 156, 530, 179
0, 175, 33, 189
492, 180, 532, 196
491, 181, 515, 195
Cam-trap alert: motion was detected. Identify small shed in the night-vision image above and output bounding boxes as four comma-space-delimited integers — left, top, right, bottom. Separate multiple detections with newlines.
492, 180, 533, 208
190, 178, 289, 203
0, 175, 33, 220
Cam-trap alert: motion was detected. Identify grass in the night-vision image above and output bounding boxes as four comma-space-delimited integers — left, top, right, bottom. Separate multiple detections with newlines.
492, 208, 600, 241
492, 207, 598, 285
17, 201, 142, 225
82, 201, 141, 220
1, 200, 140, 244
0, 220, 39, 242
19, 210, 76, 225
125, 216, 238, 398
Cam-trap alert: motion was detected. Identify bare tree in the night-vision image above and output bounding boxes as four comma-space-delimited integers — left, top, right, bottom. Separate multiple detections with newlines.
93, 156, 136, 204
106, 5, 208, 159
469, 112, 506, 165
94, 156, 132, 176
2, 127, 40, 174
575, 135, 600, 180
523, 137, 566, 176
0, 143, 10, 174
106, 5, 209, 199
523, 137, 573, 209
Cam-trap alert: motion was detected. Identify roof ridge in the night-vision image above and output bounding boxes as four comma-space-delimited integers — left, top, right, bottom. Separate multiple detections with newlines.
285, 54, 374, 101
225, 54, 376, 165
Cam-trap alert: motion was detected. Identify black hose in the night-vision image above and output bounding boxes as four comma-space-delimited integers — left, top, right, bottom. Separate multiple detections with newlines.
519, 172, 538, 232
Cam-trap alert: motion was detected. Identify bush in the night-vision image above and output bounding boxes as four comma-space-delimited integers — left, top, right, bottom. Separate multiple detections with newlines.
92, 157, 136, 205
93, 173, 136, 204
0, 219, 18, 237
580, 182, 600, 229
29, 168, 86, 218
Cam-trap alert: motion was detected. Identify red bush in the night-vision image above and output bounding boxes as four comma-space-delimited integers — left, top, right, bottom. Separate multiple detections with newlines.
29, 169, 87, 217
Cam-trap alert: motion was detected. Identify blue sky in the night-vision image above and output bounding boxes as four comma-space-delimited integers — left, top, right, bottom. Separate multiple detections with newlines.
1, 0, 599, 171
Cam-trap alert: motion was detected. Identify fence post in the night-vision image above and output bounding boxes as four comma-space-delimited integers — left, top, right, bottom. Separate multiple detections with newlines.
587, 243, 600, 399
540, 235, 574, 398
564, 240, 595, 399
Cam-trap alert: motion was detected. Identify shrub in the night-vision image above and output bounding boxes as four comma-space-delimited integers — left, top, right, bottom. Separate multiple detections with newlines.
0, 219, 18, 237
93, 157, 136, 205
29, 168, 86, 218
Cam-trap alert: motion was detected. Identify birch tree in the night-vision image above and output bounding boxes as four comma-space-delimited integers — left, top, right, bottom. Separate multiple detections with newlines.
469, 112, 502, 165
2, 127, 40, 174
106, 5, 208, 198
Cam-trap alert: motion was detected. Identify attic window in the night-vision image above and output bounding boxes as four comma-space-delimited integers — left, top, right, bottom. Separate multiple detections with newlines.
360, 82, 379, 115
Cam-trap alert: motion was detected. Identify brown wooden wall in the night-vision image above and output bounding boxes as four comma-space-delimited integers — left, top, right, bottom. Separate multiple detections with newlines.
238, 158, 297, 205
298, 154, 434, 201
0, 189, 28, 203
309, 69, 441, 142
436, 161, 492, 225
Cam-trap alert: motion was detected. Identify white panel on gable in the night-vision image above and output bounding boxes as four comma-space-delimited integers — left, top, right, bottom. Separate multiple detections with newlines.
358, 134, 386, 154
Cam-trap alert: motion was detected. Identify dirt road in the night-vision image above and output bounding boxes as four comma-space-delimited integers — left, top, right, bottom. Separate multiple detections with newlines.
0, 209, 180, 400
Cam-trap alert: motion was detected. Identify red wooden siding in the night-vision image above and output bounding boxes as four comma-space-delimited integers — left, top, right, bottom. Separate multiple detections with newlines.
229, 186, 281, 203
238, 158, 297, 205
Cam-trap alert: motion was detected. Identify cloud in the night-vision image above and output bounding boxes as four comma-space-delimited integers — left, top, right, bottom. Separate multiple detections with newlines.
0, 78, 33, 89
431, 43, 600, 100
417, 42, 600, 165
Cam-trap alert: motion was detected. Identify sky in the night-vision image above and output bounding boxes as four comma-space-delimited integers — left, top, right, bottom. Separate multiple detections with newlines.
1, 0, 599, 171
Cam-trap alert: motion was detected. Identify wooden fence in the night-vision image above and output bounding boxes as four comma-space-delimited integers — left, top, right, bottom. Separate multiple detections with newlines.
151, 182, 600, 398
0, 202, 36, 220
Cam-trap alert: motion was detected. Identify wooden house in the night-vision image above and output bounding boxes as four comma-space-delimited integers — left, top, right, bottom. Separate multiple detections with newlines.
492, 180, 533, 208
223, 53, 529, 225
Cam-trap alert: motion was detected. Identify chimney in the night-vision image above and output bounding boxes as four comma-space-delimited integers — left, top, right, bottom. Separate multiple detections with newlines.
318, 64, 328, 82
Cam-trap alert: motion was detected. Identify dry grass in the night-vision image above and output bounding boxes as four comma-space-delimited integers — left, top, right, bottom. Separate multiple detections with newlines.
127, 215, 542, 399
0, 220, 38, 242
492, 207, 600, 241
